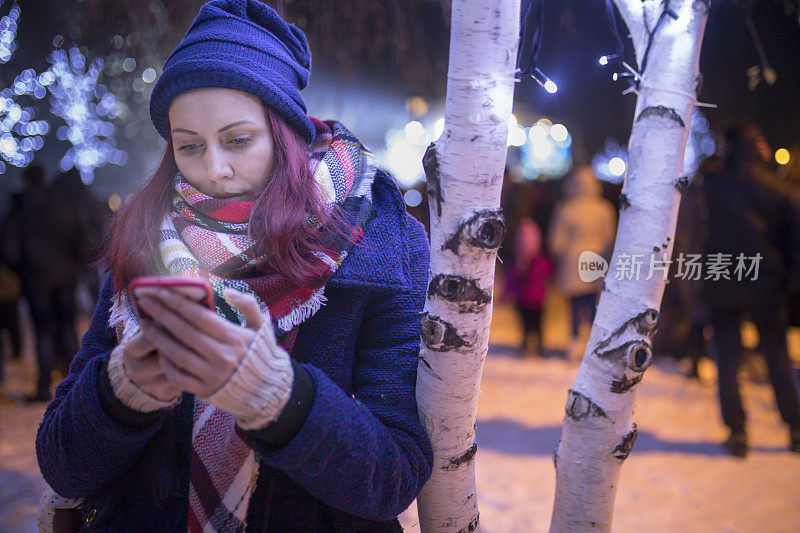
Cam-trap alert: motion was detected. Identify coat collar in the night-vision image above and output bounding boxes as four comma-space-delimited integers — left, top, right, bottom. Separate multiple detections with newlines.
327, 171, 412, 293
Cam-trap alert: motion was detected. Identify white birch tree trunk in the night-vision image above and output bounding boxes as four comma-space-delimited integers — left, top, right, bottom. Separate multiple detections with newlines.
415, 1, 519, 531
550, 1, 710, 531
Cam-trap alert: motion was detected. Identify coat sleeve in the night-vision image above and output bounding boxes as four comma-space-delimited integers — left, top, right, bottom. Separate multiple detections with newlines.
244, 215, 433, 521
36, 277, 168, 499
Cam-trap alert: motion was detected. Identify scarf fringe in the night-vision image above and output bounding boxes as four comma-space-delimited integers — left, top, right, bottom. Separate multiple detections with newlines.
109, 292, 126, 330
109, 291, 139, 340
276, 289, 327, 332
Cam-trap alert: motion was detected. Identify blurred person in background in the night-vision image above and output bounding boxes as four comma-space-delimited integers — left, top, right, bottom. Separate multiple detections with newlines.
776, 144, 800, 329
653, 156, 715, 379
1, 173, 35, 379
1, 164, 96, 402
548, 165, 617, 360
702, 122, 800, 457
49, 168, 109, 311
502, 217, 553, 357
0, 258, 22, 386
0, 189, 25, 385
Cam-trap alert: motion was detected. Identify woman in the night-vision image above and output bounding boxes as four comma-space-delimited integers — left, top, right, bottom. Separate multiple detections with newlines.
35, 1, 433, 531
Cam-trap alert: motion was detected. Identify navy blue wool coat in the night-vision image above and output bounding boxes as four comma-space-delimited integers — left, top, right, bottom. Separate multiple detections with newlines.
36, 171, 433, 532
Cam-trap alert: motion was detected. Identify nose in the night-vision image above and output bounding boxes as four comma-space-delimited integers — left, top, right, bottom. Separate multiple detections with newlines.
204, 144, 233, 181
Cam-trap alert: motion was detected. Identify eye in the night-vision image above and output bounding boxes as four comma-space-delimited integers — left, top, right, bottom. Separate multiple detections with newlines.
227, 137, 252, 147
177, 143, 200, 153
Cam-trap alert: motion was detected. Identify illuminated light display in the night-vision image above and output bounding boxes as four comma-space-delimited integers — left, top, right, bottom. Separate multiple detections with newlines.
0, 6, 49, 173
518, 120, 572, 179
0, 4, 20, 64
46, 47, 127, 183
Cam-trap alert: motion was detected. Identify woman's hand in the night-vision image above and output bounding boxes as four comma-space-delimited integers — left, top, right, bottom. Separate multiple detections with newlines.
122, 330, 182, 403
136, 287, 264, 398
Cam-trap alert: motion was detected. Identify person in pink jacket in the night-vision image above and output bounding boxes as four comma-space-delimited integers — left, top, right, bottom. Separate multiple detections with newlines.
504, 218, 553, 357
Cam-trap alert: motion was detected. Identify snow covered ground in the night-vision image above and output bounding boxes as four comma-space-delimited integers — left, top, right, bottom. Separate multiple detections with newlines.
401, 348, 800, 532
400, 298, 800, 532
2, 294, 799, 532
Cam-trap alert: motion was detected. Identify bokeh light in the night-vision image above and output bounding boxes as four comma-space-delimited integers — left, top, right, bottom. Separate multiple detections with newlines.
591, 137, 627, 183
517, 118, 572, 179
550, 123, 568, 143
507, 114, 527, 147
141, 67, 157, 84
608, 157, 626, 176
775, 148, 790, 165
406, 96, 428, 117
433, 117, 445, 141
108, 193, 122, 212
403, 189, 422, 207
404, 120, 429, 145
121, 57, 136, 72
385, 129, 425, 188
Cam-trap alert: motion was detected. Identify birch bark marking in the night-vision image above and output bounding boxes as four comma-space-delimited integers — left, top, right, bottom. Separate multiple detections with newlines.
550, 1, 710, 531
415, 1, 519, 531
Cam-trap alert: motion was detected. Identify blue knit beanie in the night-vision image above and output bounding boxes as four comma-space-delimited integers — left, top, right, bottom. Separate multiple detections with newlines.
149, 0, 315, 143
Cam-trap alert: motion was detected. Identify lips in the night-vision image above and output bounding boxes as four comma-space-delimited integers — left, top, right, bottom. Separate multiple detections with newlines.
213, 192, 249, 200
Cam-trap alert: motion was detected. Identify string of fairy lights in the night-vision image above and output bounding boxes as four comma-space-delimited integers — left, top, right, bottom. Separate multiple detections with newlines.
0, 3, 49, 174
595, 1, 720, 180
510, 0, 720, 184
598, 0, 680, 92
516, 0, 557, 93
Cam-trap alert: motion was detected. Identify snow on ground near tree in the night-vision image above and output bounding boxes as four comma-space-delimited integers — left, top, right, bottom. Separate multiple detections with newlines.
404, 349, 800, 532
400, 299, 800, 533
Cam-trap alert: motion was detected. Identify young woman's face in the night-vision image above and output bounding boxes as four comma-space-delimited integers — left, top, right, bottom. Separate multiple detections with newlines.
169, 88, 274, 201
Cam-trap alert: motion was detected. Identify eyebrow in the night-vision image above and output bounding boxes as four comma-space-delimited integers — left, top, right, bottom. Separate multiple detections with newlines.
171, 120, 255, 135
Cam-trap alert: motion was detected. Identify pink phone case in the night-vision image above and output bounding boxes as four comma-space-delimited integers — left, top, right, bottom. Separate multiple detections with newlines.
130, 276, 215, 318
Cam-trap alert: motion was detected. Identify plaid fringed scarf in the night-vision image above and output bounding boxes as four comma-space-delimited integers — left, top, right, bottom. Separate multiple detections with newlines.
109, 119, 376, 532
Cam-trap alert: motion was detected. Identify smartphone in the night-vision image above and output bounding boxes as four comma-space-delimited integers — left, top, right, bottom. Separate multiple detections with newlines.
130, 276, 215, 319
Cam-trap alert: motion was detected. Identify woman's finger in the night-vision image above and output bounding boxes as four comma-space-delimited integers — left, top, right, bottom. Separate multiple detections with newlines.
224, 288, 265, 330
158, 352, 203, 395
142, 374, 181, 400
140, 319, 217, 381
138, 293, 231, 356
126, 352, 163, 381
125, 330, 157, 359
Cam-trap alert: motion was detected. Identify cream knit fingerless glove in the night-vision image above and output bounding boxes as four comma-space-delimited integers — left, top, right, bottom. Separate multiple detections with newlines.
203, 320, 294, 430
107, 335, 181, 413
